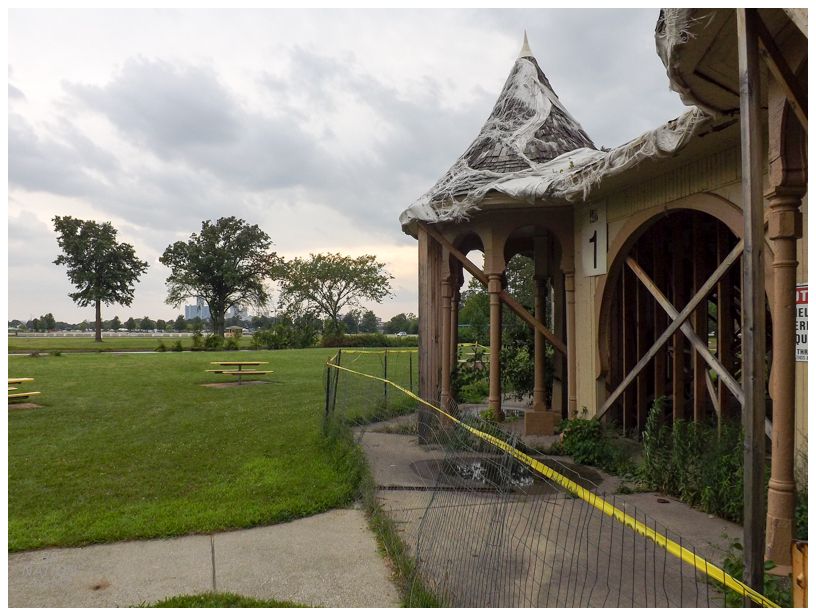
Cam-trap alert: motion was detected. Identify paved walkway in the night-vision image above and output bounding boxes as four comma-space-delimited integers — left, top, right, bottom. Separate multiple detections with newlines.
8, 508, 401, 608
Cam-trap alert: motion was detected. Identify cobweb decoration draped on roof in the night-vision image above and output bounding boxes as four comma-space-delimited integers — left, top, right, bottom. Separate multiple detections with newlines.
400, 35, 713, 229
400, 44, 597, 225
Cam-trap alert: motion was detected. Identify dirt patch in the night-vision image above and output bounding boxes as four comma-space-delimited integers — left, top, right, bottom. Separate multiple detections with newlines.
8, 403, 43, 410
201, 381, 271, 389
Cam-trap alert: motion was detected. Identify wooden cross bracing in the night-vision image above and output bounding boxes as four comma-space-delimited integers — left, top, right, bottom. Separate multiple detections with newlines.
598, 239, 745, 418
419, 222, 567, 356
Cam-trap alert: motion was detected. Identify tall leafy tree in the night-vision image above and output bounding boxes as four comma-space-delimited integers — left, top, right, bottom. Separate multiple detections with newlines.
277, 253, 392, 335
110, 315, 122, 331
53, 216, 148, 342
125, 317, 137, 331
173, 315, 186, 332
359, 309, 380, 334
160, 217, 279, 337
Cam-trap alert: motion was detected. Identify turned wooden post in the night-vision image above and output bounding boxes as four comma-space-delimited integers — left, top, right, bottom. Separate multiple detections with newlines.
765, 187, 803, 569
488, 273, 504, 421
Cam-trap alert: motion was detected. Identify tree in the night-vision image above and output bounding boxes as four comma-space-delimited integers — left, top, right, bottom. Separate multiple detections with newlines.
40, 313, 56, 331
140, 316, 155, 331
156, 319, 167, 331
277, 253, 392, 335
341, 310, 361, 334
79, 319, 90, 332
160, 217, 279, 337
359, 309, 380, 334
173, 315, 186, 332
111, 316, 122, 331
53, 216, 148, 342
125, 317, 136, 332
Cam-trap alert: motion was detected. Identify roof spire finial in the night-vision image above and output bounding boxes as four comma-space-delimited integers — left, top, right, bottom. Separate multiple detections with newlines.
518, 30, 533, 58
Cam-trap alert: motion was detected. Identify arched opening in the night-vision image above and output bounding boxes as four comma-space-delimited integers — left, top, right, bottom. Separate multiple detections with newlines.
601, 209, 770, 436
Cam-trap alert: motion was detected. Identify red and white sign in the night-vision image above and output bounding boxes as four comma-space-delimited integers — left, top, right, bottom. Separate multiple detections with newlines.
795, 284, 807, 362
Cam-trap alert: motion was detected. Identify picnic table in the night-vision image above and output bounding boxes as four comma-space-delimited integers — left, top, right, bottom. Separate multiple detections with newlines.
8, 378, 40, 402
206, 361, 271, 385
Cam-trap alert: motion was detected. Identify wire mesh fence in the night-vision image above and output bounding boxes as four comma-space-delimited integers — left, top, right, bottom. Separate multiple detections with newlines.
324, 354, 778, 608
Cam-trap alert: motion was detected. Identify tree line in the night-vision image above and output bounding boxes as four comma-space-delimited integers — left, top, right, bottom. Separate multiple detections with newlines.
50, 215, 395, 342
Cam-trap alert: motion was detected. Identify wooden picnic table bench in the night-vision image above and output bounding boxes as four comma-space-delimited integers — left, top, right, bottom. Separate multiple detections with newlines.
8, 377, 34, 385
9, 391, 41, 401
206, 361, 272, 384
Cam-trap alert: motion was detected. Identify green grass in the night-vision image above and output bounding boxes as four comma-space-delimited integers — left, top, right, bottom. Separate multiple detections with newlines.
8, 348, 366, 552
146, 592, 306, 607
8, 335, 253, 353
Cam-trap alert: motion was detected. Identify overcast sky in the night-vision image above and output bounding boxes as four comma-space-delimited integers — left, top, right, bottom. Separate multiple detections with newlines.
7, 8, 689, 324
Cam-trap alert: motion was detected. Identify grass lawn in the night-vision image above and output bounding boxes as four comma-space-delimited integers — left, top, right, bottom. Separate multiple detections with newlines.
147, 592, 306, 608
8, 335, 253, 353
8, 347, 407, 552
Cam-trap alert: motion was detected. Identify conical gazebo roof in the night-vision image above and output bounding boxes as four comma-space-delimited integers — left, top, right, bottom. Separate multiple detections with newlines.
401, 34, 597, 225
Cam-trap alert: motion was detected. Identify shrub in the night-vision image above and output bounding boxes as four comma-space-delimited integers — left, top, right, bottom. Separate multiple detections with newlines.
172, 340, 183, 352
719, 541, 791, 607
203, 335, 223, 351
49, 351, 62, 357
223, 338, 239, 351
155, 342, 167, 352
556, 416, 633, 476
459, 380, 489, 403
640, 398, 743, 523
320, 333, 417, 348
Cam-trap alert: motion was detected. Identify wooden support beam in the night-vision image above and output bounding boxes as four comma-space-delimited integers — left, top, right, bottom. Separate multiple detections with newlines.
653, 231, 667, 399
419, 222, 567, 355
598, 240, 744, 418
692, 215, 708, 423
636, 248, 649, 434
626, 256, 745, 405
755, 11, 808, 132
672, 224, 686, 421
622, 265, 635, 433
717, 226, 735, 422
737, 7, 767, 599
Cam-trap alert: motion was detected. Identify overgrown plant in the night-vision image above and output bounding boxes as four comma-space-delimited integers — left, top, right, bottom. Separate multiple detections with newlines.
641, 399, 743, 523
719, 540, 791, 607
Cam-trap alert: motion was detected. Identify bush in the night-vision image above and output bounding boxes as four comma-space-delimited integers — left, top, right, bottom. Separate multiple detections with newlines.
459, 380, 489, 403
641, 398, 743, 523
556, 415, 634, 476
203, 335, 223, 351
223, 338, 238, 351
49, 351, 62, 357
320, 333, 418, 348
155, 342, 167, 352
172, 340, 183, 352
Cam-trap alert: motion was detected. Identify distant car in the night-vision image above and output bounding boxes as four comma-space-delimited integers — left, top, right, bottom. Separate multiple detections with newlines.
396, 331, 407, 337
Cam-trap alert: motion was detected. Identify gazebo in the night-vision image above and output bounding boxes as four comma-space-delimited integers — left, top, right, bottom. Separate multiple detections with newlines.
401, 10, 807, 571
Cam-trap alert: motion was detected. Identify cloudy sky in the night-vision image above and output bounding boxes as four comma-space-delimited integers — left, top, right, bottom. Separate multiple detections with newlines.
7, 8, 688, 324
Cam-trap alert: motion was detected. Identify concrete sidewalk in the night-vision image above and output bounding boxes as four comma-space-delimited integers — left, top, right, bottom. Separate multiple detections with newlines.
8, 508, 401, 608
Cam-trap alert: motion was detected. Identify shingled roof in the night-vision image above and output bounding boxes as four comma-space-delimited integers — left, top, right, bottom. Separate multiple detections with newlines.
403, 34, 596, 219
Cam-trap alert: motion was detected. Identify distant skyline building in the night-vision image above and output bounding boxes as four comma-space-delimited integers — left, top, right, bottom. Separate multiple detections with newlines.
184, 297, 211, 321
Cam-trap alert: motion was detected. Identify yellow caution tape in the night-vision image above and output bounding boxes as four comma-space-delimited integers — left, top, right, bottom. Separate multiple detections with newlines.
327, 361, 779, 608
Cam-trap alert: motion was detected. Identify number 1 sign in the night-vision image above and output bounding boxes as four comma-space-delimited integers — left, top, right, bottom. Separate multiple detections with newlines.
581, 202, 607, 276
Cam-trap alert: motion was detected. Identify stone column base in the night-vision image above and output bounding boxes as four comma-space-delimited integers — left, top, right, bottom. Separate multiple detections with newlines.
524, 410, 558, 436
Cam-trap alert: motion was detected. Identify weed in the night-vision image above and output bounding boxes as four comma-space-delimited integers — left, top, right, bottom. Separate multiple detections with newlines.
718, 540, 791, 607
155, 342, 167, 352
172, 340, 183, 352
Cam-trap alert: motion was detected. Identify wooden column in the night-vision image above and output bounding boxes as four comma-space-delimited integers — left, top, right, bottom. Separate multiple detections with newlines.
440, 272, 453, 410
417, 225, 442, 443
450, 286, 460, 381
765, 187, 803, 569
692, 215, 708, 423
564, 269, 577, 416
737, 7, 767, 596
552, 271, 565, 416
533, 277, 548, 412
488, 273, 504, 421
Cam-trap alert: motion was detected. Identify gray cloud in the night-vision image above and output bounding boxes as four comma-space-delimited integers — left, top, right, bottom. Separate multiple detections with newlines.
66, 58, 240, 155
